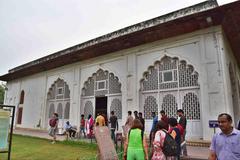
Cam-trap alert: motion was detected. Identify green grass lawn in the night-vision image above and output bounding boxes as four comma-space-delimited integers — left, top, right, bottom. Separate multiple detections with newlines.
0, 135, 97, 160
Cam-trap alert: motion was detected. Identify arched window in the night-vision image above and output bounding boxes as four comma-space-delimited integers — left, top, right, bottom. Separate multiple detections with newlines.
141, 56, 200, 120
49, 103, 55, 118
144, 96, 158, 119
161, 94, 178, 118
57, 103, 63, 119
182, 92, 200, 120
64, 102, 70, 119
20, 90, 24, 104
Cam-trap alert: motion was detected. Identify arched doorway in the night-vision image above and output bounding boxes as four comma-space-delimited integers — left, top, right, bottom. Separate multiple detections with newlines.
46, 78, 70, 132
81, 69, 122, 122
140, 56, 201, 138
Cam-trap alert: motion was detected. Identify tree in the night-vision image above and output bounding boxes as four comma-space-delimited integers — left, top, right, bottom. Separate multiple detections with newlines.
0, 83, 5, 104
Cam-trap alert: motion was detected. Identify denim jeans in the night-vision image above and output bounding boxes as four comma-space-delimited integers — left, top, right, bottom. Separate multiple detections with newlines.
111, 129, 116, 142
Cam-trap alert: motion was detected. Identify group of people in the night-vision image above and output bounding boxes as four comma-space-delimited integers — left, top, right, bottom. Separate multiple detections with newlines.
123, 111, 240, 160
48, 110, 240, 160
48, 111, 119, 143
123, 109, 187, 160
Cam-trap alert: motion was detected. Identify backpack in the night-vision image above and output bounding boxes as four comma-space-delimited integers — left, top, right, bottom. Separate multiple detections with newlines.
162, 130, 178, 156
49, 118, 57, 127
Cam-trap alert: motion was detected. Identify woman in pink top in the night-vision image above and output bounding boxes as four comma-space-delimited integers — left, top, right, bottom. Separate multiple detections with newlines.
152, 120, 174, 160
86, 114, 94, 138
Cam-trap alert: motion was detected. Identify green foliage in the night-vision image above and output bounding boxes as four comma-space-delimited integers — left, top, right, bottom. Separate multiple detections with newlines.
0, 135, 97, 160
0, 83, 5, 104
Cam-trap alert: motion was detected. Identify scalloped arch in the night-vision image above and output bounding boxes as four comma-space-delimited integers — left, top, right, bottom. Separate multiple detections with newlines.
47, 78, 70, 99
81, 68, 122, 96
140, 55, 199, 83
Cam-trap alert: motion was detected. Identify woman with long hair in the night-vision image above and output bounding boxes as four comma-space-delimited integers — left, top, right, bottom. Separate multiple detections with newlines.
152, 120, 175, 160
124, 119, 148, 160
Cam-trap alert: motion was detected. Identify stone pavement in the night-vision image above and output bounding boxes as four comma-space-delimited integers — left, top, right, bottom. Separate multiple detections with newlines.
13, 128, 209, 160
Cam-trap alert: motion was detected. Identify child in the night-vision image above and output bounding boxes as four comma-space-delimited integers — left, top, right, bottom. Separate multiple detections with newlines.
80, 114, 86, 138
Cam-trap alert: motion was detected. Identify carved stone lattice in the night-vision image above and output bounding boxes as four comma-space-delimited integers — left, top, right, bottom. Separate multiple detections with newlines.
144, 96, 158, 119
96, 69, 108, 81
110, 99, 122, 119
143, 67, 158, 91
47, 78, 71, 99
141, 56, 199, 91
84, 78, 94, 96
64, 102, 70, 119
159, 56, 177, 71
141, 56, 200, 120
179, 61, 198, 87
161, 94, 178, 118
95, 90, 108, 96
82, 69, 121, 96
49, 103, 55, 118
109, 73, 121, 94
182, 92, 200, 120
57, 103, 63, 119
47, 78, 70, 121
84, 101, 93, 118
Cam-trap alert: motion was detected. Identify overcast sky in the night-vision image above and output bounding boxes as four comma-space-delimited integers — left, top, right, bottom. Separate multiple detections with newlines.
0, 0, 237, 77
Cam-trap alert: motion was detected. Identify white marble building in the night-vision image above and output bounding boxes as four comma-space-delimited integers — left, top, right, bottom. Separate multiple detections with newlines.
1, 0, 240, 140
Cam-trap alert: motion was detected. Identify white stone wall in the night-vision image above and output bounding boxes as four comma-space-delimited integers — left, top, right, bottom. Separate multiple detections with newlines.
4, 26, 239, 140
220, 33, 240, 128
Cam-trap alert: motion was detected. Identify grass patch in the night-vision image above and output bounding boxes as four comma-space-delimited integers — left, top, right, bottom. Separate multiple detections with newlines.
0, 134, 97, 160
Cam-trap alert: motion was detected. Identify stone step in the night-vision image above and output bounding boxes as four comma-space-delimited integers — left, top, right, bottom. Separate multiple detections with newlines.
187, 140, 210, 147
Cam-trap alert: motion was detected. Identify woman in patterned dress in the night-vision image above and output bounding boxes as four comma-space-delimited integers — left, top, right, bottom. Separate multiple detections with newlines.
152, 120, 175, 160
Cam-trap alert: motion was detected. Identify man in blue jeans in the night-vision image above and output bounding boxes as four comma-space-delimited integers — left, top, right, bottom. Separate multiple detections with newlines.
109, 111, 118, 142
149, 112, 158, 145
209, 113, 240, 160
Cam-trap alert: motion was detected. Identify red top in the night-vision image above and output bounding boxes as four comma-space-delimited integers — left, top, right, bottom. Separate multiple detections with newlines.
80, 118, 85, 127
161, 115, 169, 130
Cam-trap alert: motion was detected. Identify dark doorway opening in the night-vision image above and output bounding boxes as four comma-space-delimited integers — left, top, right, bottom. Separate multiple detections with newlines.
17, 107, 23, 124
95, 96, 107, 118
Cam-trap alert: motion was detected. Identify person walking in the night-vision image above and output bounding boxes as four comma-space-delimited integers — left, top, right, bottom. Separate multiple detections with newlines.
139, 112, 145, 132
123, 119, 148, 160
48, 113, 59, 144
168, 117, 181, 160
124, 111, 134, 137
177, 109, 187, 156
109, 111, 118, 142
80, 114, 86, 138
209, 113, 240, 160
160, 110, 169, 130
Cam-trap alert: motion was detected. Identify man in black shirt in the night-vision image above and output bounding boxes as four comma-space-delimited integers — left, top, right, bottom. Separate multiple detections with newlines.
109, 111, 118, 142
138, 112, 145, 131
177, 109, 188, 156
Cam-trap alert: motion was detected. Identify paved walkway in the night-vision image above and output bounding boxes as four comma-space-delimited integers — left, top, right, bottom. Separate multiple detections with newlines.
13, 128, 209, 160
